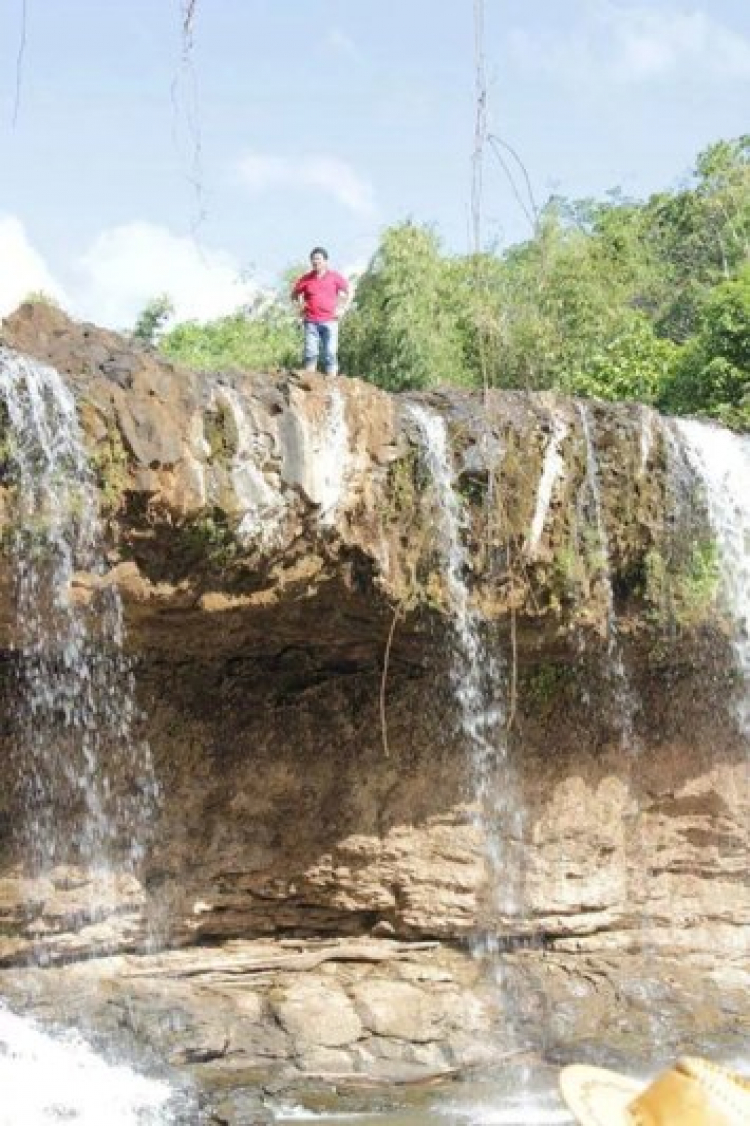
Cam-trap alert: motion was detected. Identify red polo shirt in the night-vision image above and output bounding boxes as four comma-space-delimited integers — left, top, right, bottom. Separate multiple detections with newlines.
292, 269, 349, 323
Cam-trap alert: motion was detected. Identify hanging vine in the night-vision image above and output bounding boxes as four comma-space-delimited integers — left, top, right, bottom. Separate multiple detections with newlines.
471, 1, 542, 731
12, 0, 28, 127
171, 0, 207, 236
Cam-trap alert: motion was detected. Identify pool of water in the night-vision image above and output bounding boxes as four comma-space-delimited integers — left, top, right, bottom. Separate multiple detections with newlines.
271, 1065, 575, 1126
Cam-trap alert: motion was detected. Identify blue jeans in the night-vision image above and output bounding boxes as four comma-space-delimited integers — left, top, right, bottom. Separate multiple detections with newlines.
304, 320, 339, 375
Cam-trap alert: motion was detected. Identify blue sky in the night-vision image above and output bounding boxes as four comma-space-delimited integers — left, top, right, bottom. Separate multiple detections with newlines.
0, 0, 748, 327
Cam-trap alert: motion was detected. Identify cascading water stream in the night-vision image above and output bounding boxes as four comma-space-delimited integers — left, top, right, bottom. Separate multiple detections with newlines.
406, 405, 529, 1068
406, 405, 503, 787
0, 351, 175, 1117
676, 419, 750, 737
0, 348, 158, 879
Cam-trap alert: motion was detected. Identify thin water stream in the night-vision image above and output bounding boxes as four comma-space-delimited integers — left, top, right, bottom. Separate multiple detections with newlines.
405, 405, 531, 1098
406, 405, 515, 926
677, 419, 750, 735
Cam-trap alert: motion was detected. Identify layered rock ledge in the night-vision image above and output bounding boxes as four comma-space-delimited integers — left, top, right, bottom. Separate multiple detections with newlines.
0, 303, 748, 1105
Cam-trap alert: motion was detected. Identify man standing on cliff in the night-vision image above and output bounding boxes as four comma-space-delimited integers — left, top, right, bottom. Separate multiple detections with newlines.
291, 247, 350, 375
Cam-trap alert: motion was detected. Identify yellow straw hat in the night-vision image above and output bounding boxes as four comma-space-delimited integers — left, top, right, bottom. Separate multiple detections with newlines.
559, 1057, 750, 1125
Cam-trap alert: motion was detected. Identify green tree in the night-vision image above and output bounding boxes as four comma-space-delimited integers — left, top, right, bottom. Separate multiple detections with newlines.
634, 137, 750, 339
490, 204, 645, 391
132, 294, 174, 344
341, 223, 472, 390
564, 314, 680, 404
660, 265, 750, 427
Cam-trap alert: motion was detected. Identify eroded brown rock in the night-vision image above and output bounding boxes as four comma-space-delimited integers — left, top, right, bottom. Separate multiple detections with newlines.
0, 303, 748, 1097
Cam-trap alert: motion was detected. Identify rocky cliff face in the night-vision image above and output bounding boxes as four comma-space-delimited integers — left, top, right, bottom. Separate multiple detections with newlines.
0, 303, 748, 1102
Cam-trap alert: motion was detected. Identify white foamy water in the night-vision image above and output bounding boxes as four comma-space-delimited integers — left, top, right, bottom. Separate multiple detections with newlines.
0, 349, 158, 872
0, 1006, 174, 1125
462, 1109, 572, 1126
676, 418, 750, 735
275, 1113, 571, 1126
527, 413, 567, 557
405, 405, 506, 834
638, 405, 656, 476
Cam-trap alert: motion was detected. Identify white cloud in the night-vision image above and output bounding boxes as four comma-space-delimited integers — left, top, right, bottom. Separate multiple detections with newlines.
0, 216, 260, 331
0, 216, 69, 317
509, 3, 750, 85
73, 222, 257, 328
238, 151, 376, 217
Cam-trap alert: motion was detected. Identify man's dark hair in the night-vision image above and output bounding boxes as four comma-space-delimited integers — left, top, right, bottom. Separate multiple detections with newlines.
310, 246, 328, 260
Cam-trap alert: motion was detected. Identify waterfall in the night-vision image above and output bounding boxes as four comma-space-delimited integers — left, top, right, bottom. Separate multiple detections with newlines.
405, 405, 526, 957
406, 406, 500, 751
0, 1005, 177, 1125
0, 349, 158, 876
576, 403, 638, 748
675, 419, 750, 736
638, 405, 656, 476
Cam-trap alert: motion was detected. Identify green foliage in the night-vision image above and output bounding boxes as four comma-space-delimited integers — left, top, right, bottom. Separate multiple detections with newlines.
132, 294, 174, 344
90, 424, 130, 510
21, 290, 62, 310
564, 315, 680, 404
160, 296, 299, 373
644, 539, 720, 628
522, 663, 572, 711
177, 510, 241, 570
204, 402, 239, 464
490, 205, 654, 391
659, 265, 750, 426
384, 450, 419, 518
341, 223, 473, 391
622, 137, 750, 341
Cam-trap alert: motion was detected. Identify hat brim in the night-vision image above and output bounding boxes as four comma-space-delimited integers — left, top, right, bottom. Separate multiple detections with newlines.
559, 1064, 642, 1126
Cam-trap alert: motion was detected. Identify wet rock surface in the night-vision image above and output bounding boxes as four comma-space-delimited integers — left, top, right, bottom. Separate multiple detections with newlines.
0, 941, 496, 1112
0, 937, 747, 1121
0, 303, 748, 1106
